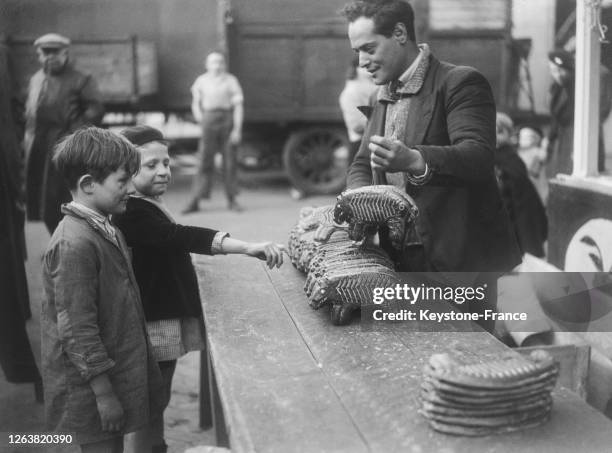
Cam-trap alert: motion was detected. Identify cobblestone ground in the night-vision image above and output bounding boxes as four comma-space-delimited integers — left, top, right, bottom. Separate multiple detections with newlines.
0, 167, 336, 453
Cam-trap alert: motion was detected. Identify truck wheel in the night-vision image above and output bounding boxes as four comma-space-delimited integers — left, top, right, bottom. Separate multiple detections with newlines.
283, 127, 350, 195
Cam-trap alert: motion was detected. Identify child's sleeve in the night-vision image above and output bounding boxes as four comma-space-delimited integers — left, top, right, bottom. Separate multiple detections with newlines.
45, 239, 114, 381
114, 205, 219, 254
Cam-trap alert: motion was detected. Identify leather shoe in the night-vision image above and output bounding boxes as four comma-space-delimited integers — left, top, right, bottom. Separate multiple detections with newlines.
181, 203, 199, 214
228, 201, 244, 212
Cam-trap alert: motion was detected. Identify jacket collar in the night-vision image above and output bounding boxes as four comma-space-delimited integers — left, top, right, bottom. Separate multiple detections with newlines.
378, 44, 431, 102
61, 203, 118, 245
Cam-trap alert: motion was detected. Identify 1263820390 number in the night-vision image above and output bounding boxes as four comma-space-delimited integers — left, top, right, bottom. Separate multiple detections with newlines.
5, 432, 74, 445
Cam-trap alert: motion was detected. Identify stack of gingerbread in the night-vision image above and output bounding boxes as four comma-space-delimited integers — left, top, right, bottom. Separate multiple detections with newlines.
420, 350, 559, 436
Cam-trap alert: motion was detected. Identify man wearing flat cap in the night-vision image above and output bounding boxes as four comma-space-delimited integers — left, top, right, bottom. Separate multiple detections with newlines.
24, 33, 105, 234
546, 49, 612, 177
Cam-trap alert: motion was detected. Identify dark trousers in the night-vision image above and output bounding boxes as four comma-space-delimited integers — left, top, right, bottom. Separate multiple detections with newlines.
189, 110, 237, 204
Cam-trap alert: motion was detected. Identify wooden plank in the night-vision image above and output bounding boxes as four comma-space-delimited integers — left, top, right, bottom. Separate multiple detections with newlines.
429, 0, 509, 31
266, 264, 612, 452
195, 254, 368, 453
208, 349, 230, 448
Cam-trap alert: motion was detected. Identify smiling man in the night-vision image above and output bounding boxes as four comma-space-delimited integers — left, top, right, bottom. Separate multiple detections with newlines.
341, 0, 521, 332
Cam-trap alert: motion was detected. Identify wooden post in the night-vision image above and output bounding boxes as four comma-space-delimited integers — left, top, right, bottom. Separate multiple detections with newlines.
199, 350, 213, 429
572, 0, 601, 177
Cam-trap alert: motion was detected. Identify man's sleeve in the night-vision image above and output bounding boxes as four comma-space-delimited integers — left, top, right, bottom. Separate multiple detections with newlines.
414, 68, 497, 186
191, 77, 204, 120
229, 75, 244, 106
45, 239, 114, 381
114, 204, 219, 255
74, 75, 104, 129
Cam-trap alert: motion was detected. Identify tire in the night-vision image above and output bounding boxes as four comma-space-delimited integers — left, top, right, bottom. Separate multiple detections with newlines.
282, 127, 350, 195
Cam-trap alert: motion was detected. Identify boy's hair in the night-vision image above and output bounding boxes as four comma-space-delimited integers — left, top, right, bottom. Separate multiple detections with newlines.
120, 124, 167, 148
341, 0, 416, 42
53, 127, 140, 190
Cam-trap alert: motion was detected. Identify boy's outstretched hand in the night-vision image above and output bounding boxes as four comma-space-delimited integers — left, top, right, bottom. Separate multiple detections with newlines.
245, 242, 285, 269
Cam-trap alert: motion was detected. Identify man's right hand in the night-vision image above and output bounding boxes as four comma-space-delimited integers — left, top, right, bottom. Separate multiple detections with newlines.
95, 393, 125, 432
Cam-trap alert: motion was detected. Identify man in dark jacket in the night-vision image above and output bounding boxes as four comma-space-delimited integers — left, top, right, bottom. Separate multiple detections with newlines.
342, 0, 521, 331
546, 49, 612, 176
24, 33, 104, 234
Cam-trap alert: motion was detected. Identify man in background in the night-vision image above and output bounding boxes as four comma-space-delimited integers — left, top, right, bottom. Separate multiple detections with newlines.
24, 33, 105, 234
546, 49, 612, 177
184, 51, 244, 213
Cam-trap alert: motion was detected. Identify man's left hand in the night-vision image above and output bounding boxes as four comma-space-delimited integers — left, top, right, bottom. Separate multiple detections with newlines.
369, 135, 425, 174
229, 129, 242, 145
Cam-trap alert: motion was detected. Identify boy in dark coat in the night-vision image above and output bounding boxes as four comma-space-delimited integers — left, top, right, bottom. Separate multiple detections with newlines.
114, 125, 284, 453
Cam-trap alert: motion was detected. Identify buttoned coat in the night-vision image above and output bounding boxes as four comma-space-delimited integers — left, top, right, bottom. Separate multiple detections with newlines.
41, 205, 162, 444
347, 55, 521, 273
24, 62, 104, 231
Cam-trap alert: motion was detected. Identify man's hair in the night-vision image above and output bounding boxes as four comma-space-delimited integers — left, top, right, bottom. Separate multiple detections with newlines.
341, 0, 416, 42
206, 49, 227, 60
53, 127, 140, 190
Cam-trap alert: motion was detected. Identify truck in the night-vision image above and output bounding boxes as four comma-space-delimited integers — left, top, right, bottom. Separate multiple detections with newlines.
2, 0, 519, 195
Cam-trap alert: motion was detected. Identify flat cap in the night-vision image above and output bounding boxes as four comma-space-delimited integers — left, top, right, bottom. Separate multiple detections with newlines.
34, 33, 71, 49
120, 125, 167, 146
548, 49, 574, 71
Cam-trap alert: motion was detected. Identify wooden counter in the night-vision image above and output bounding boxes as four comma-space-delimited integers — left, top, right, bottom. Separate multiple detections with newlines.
195, 254, 612, 452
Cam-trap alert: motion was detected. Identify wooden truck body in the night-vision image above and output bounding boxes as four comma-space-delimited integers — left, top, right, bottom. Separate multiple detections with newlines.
2, 0, 516, 194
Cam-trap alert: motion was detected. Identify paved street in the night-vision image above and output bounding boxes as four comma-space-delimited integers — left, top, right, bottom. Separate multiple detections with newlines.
0, 166, 337, 453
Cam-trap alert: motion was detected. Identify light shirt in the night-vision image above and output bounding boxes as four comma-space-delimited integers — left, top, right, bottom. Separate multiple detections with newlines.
69, 201, 117, 244
191, 72, 244, 112
339, 73, 377, 142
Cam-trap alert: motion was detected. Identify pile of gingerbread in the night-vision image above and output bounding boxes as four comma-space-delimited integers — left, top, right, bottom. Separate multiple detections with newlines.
287, 185, 417, 325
